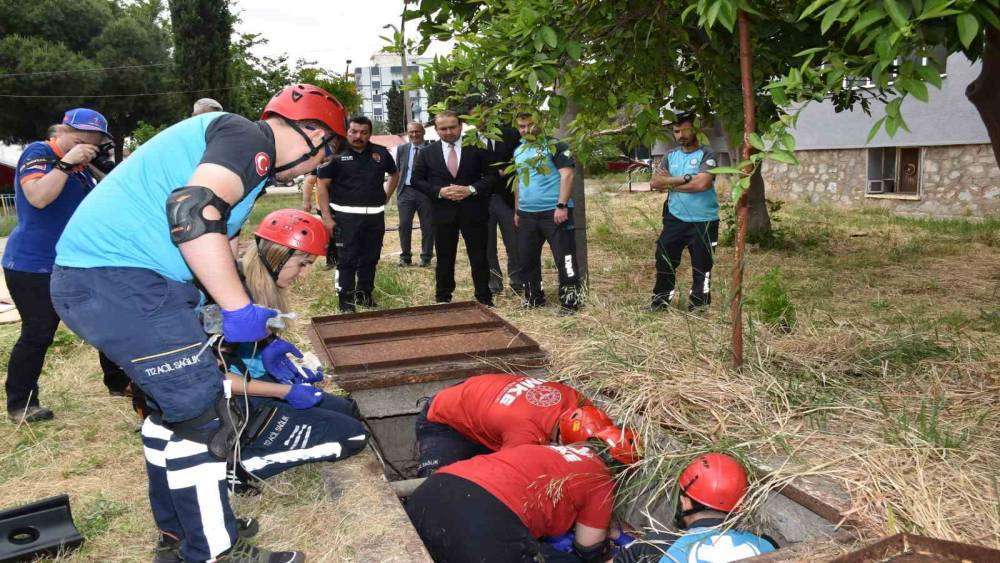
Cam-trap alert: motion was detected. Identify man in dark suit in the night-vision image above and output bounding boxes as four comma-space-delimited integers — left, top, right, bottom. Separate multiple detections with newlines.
395, 121, 434, 267
485, 125, 523, 296
411, 110, 496, 306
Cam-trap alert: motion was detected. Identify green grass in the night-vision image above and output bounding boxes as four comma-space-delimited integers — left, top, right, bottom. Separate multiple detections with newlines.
0, 215, 15, 237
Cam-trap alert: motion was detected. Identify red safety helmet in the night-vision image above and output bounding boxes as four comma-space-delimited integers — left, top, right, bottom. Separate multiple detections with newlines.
594, 425, 641, 465
559, 406, 614, 444
254, 209, 329, 257
261, 84, 348, 139
677, 453, 749, 512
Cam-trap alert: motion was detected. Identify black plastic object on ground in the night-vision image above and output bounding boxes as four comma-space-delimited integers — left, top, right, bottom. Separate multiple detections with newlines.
0, 494, 84, 562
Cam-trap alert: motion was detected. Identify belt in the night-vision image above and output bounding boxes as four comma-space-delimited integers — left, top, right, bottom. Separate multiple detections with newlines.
330, 203, 385, 214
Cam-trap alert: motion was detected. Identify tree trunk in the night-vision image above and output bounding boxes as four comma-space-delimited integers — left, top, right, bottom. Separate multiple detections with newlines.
557, 97, 589, 286
114, 132, 125, 163
731, 11, 756, 369
966, 26, 1000, 167
745, 165, 771, 237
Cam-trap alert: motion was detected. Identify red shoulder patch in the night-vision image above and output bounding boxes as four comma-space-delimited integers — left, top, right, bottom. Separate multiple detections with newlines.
254, 152, 271, 176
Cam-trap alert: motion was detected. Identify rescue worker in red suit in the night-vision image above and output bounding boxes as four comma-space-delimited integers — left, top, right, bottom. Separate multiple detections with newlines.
415, 373, 620, 476
406, 411, 640, 563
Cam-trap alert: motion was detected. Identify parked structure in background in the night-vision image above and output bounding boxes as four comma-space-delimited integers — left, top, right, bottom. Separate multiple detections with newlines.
355, 52, 433, 126
764, 53, 998, 218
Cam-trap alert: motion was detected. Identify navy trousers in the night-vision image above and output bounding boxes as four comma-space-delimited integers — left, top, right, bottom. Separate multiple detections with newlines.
51, 266, 235, 561
239, 391, 369, 479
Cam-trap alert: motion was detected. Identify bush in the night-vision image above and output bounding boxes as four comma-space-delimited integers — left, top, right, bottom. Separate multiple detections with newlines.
0, 215, 16, 237
746, 267, 795, 331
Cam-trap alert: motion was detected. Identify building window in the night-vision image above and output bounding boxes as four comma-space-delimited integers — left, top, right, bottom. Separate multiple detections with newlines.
374, 109, 383, 117
867, 147, 921, 195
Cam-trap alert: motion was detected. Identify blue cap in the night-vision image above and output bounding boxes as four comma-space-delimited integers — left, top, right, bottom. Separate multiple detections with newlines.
62, 108, 111, 138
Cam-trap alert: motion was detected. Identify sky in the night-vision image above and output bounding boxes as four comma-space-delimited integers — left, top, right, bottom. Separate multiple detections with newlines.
232, 0, 451, 74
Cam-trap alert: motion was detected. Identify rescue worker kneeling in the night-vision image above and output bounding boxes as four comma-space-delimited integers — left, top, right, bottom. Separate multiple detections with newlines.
406, 421, 639, 563
416, 373, 615, 476
214, 210, 369, 494
612, 453, 777, 562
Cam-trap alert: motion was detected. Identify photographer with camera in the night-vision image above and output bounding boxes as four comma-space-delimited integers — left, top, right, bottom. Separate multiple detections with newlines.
1, 108, 128, 422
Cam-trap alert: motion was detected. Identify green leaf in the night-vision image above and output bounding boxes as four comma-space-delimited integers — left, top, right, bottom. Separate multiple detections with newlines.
710, 166, 745, 175
900, 78, 929, 102
866, 116, 886, 144
540, 26, 558, 49
917, 64, 943, 89
706, 0, 722, 29
680, 4, 699, 23
799, 0, 831, 21
884, 0, 909, 29
821, 2, 846, 34
769, 150, 799, 165
781, 132, 796, 151
794, 46, 828, 57
748, 133, 766, 151
849, 9, 887, 38
731, 176, 751, 202
565, 41, 582, 61
956, 13, 979, 49
918, 0, 959, 20
770, 86, 788, 106
886, 114, 900, 136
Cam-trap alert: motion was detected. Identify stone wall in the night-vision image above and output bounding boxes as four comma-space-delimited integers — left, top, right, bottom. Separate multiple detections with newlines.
761, 144, 999, 217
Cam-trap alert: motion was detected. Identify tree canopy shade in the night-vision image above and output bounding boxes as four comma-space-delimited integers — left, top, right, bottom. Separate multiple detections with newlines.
0, 0, 178, 154
168, 0, 234, 110
387, 82, 406, 134
406, 0, 999, 199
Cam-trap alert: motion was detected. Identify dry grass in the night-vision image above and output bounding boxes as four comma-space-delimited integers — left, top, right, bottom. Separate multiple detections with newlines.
1, 184, 998, 560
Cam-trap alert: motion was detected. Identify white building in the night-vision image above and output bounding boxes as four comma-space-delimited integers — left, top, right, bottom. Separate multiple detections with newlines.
354, 52, 434, 126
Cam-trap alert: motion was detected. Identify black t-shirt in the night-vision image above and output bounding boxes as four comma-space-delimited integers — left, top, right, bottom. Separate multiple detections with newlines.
317, 143, 397, 206
200, 114, 276, 195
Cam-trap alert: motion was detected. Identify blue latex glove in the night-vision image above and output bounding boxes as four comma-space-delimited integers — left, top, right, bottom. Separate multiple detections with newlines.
298, 366, 324, 384
261, 338, 304, 384
544, 532, 575, 554
285, 384, 323, 410
613, 532, 636, 548
221, 303, 277, 343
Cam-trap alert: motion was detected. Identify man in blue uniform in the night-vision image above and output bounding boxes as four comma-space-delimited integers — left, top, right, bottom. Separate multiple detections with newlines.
513, 113, 581, 312
613, 453, 777, 562
50, 84, 347, 563
2, 108, 129, 422
648, 114, 720, 312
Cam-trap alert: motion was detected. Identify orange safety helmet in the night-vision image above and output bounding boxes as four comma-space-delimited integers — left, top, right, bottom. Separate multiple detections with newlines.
594, 425, 641, 465
677, 453, 749, 512
254, 209, 329, 257
559, 406, 614, 444
261, 84, 348, 139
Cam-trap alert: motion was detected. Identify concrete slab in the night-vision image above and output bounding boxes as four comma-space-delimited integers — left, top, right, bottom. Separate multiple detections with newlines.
322, 450, 432, 562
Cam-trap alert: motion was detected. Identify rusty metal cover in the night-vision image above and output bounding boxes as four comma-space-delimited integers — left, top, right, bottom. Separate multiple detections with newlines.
308, 302, 547, 391
829, 533, 1000, 562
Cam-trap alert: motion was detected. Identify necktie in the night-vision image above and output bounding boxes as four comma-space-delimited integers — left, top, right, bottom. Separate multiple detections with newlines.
447, 143, 459, 177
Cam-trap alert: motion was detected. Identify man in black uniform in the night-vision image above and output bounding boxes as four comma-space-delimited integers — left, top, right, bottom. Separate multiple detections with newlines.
317, 116, 399, 312
486, 124, 523, 296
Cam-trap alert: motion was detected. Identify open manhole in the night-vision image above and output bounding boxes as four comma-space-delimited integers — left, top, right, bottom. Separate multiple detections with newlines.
310, 303, 998, 561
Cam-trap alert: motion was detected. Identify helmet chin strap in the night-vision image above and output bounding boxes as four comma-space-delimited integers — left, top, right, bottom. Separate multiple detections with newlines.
272, 117, 333, 174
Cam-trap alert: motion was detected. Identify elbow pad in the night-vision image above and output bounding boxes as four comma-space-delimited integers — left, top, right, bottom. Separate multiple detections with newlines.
573, 539, 612, 563
166, 185, 232, 245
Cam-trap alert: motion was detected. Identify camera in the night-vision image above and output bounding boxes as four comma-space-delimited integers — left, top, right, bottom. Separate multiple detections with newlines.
92, 141, 117, 174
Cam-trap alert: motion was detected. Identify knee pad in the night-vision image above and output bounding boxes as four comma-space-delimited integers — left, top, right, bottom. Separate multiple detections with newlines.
166, 186, 231, 245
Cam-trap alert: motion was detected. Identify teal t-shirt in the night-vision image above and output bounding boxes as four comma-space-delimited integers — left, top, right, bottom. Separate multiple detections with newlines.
659, 147, 720, 222
514, 139, 575, 212
56, 113, 276, 282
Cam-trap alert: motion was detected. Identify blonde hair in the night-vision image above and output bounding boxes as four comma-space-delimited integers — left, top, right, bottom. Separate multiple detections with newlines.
241, 240, 293, 314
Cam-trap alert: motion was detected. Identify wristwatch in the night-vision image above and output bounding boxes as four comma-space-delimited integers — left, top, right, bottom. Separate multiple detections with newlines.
683, 173, 693, 183
468, 186, 477, 195
54, 160, 74, 173
556, 202, 567, 209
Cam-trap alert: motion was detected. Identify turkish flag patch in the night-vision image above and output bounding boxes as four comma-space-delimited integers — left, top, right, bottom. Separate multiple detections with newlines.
254, 152, 271, 176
